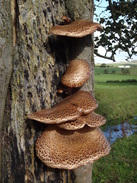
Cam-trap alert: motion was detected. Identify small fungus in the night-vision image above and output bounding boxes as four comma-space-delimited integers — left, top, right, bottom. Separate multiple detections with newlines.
58, 112, 106, 130
62, 15, 72, 24
35, 125, 111, 170
49, 19, 103, 37
61, 59, 92, 88
27, 90, 98, 124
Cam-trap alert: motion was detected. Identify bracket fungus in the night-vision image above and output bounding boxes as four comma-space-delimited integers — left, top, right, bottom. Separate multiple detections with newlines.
61, 59, 92, 88
49, 19, 103, 37
27, 16, 110, 173
58, 112, 106, 130
35, 125, 111, 170
28, 90, 110, 170
27, 90, 98, 124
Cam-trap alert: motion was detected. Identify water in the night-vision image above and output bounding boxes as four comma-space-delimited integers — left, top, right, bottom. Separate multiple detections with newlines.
103, 120, 137, 144
134, 116, 137, 120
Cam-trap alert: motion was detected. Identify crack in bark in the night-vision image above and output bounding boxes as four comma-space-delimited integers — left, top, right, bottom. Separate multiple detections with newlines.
11, 0, 19, 46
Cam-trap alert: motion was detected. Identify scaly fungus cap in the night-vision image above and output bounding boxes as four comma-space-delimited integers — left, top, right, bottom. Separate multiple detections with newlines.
35, 125, 111, 170
49, 19, 103, 37
61, 59, 92, 88
58, 112, 106, 130
27, 90, 98, 124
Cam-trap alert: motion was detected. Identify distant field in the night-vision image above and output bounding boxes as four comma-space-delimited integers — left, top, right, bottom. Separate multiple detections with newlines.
95, 61, 137, 68
94, 67, 137, 75
94, 66, 137, 126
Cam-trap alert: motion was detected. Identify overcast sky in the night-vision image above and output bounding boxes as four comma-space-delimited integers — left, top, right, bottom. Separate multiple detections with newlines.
94, 0, 137, 63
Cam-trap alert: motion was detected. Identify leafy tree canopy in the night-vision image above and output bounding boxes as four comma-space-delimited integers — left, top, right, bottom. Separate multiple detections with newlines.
94, 0, 137, 61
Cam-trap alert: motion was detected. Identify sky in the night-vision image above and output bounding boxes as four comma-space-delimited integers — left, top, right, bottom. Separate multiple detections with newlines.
93, 0, 137, 63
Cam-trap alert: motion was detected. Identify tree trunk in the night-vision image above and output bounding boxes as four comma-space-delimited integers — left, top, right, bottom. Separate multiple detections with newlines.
1, 0, 94, 182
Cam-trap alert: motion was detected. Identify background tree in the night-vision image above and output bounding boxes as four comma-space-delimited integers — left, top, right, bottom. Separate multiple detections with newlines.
121, 68, 130, 74
112, 69, 116, 74
104, 68, 108, 74
94, 0, 137, 61
100, 63, 107, 67
0, 0, 94, 182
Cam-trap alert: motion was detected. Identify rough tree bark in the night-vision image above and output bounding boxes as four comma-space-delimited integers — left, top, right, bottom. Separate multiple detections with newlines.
1, 0, 94, 182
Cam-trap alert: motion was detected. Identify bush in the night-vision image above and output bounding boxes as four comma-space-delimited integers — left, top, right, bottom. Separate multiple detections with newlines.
100, 63, 107, 68
106, 79, 137, 83
121, 68, 130, 74
104, 69, 108, 74
112, 70, 116, 74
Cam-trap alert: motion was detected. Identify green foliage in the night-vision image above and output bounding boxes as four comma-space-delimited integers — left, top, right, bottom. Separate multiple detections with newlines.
94, 0, 137, 61
94, 66, 137, 76
100, 63, 107, 68
92, 133, 137, 183
112, 69, 116, 74
121, 68, 130, 74
106, 79, 137, 83
94, 67, 121, 75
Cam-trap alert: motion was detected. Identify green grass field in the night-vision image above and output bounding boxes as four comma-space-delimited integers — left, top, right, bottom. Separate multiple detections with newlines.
93, 65, 137, 182
92, 133, 137, 183
94, 67, 137, 126
95, 74, 137, 83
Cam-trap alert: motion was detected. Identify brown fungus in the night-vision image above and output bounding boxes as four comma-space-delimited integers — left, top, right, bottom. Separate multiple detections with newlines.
58, 112, 106, 130
61, 59, 92, 88
49, 19, 103, 37
62, 15, 72, 24
27, 90, 98, 124
35, 125, 111, 170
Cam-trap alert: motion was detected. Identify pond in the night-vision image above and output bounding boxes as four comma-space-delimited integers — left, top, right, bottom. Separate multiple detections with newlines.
103, 119, 137, 144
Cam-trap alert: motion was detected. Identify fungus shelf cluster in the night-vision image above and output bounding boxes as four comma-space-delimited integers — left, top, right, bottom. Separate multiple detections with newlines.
27, 19, 110, 170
